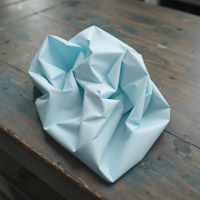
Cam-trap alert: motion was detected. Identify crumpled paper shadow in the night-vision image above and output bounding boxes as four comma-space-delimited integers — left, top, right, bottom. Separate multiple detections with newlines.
29, 26, 170, 183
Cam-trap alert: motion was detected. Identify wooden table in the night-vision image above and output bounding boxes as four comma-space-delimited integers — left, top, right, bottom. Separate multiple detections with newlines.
0, 0, 200, 199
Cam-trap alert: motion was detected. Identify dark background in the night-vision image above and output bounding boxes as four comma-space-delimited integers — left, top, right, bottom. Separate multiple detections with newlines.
140, 0, 200, 16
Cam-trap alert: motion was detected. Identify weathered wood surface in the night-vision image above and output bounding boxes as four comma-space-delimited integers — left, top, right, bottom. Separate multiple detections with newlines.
0, 0, 200, 199
0, 0, 25, 8
0, 0, 71, 26
0, 149, 67, 200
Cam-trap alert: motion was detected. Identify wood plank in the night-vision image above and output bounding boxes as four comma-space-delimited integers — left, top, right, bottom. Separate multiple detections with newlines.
0, 149, 21, 175
0, 148, 67, 200
0, 60, 94, 199
0, 133, 93, 200
40, 0, 200, 84
1, 1, 200, 198
0, 27, 37, 73
1, 12, 200, 148
148, 65, 200, 147
0, 0, 26, 9
0, 0, 70, 26
0, 60, 200, 199
3, 14, 80, 49
6, 167, 67, 200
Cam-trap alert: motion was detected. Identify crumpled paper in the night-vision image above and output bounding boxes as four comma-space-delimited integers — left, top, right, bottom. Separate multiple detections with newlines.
29, 26, 170, 183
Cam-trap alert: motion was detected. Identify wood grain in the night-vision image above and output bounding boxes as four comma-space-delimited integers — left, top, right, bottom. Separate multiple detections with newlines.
0, 0, 70, 26
0, 0, 200, 199
0, 42, 199, 200
0, 0, 26, 9
0, 3, 200, 147
41, 0, 200, 83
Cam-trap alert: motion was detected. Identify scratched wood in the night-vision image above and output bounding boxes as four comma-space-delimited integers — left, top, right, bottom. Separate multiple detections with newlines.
0, 0, 25, 8
0, 60, 200, 199
0, 4, 200, 148
40, 0, 200, 83
0, 0, 200, 199
0, 60, 93, 200
0, 0, 71, 26
0, 148, 67, 200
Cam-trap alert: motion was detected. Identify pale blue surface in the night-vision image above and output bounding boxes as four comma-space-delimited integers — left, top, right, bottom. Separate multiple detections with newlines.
29, 26, 170, 183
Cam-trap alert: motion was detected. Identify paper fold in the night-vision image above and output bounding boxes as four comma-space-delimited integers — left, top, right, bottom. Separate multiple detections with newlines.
29, 26, 170, 183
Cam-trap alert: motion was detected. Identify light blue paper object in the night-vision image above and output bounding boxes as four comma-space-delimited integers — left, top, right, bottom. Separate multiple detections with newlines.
29, 26, 170, 183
